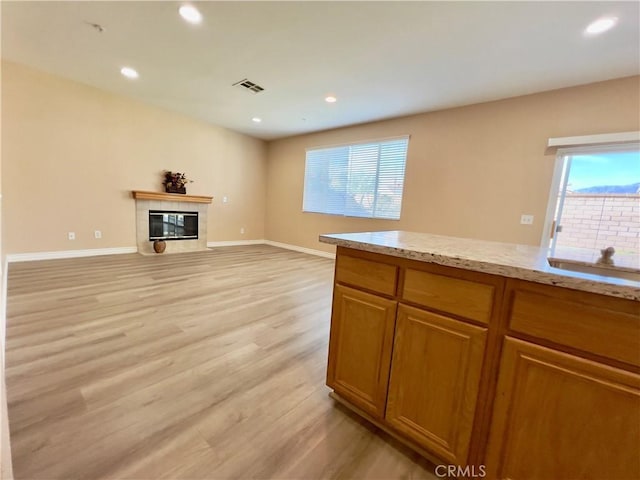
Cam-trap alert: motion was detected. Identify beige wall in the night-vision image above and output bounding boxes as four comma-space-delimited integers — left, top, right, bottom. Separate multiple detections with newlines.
3, 62, 637, 258
265, 76, 640, 253
1, 61, 267, 255
1, 61, 13, 480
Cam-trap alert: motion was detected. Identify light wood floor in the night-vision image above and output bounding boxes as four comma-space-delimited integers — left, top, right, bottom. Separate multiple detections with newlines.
5, 246, 436, 480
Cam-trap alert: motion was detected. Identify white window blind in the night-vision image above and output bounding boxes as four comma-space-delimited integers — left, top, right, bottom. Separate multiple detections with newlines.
302, 137, 409, 220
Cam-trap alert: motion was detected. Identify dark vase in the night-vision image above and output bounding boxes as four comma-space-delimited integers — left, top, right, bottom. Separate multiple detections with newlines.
153, 239, 166, 254
165, 185, 186, 194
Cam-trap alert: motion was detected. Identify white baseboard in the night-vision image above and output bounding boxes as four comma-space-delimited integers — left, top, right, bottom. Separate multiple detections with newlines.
207, 239, 266, 248
6, 240, 334, 263
264, 240, 335, 259
207, 239, 335, 259
6, 247, 138, 263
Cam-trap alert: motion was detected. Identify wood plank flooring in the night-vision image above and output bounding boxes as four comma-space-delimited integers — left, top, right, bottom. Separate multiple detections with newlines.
5, 246, 437, 479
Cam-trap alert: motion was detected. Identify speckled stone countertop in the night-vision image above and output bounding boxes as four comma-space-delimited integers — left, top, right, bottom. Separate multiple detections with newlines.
319, 231, 640, 301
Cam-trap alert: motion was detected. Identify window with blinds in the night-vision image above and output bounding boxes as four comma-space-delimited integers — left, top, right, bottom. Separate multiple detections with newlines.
302, 137, 409, 220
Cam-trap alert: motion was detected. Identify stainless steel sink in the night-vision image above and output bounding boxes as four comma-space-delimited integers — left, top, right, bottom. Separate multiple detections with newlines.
548, 259, 640, 282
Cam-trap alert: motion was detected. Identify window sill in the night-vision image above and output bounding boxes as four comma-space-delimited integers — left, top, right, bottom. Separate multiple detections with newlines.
549, 246, 640, 271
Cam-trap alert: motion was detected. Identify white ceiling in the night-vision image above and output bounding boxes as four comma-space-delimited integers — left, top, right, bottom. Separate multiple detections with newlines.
2, 1, 639, 140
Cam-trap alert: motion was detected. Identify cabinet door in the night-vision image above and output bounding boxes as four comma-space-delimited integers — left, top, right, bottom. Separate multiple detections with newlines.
486, 337, 640, 480
385, 304, 487, 464
327, 285, 397, 418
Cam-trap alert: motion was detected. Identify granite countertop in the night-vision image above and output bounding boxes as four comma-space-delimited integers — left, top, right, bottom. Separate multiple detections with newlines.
319, 230, 640, 301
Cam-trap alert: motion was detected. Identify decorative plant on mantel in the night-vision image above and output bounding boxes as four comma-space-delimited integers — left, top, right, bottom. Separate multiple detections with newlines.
163, 171, 193, 194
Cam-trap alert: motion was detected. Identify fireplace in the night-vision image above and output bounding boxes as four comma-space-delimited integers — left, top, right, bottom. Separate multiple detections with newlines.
149, 210, 198, 241
132, 190, 213, 255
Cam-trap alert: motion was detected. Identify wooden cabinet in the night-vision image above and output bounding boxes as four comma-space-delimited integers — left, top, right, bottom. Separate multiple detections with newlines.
385, 305, 487, 464
486, 281, 640, 479
326, 285, 397, 418
327, 249, 498, 465
485, 337, 640, 480
325, 247, 640, 477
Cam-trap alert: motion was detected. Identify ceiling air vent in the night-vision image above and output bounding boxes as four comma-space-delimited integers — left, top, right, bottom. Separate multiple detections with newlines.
232, 78, 265, 94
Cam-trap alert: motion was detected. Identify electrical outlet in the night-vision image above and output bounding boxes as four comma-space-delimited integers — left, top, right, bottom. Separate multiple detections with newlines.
94, 230, 102, 239
68, 232, 76, 240
520, 214, 534, 225
223, 196, 229, 204
240, 227, 245, 234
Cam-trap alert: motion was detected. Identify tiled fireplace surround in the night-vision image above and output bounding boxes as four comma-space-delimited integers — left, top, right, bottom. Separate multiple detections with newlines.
132, 191, 213, 255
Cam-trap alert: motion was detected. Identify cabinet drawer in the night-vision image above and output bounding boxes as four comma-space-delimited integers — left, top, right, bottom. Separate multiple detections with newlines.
507, 282, 640, 367
335, 255, 398, 296
402, 269, 495, 324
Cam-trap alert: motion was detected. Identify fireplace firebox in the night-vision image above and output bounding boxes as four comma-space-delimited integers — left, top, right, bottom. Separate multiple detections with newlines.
149, 210, 198, 241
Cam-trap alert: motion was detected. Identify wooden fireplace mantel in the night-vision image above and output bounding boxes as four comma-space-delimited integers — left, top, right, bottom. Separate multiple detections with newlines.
132, 190, 213, 204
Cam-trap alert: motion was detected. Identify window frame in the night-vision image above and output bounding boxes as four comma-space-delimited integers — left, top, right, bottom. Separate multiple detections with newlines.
541, 141, 640, 253
302, 135, 410, 220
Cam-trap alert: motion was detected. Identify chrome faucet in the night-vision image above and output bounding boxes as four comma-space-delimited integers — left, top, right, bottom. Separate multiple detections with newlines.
596, 246, 615, 266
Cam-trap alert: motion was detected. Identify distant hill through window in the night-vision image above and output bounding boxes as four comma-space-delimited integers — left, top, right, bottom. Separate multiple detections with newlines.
568, 150, 640, 191
575, 182, 640, 194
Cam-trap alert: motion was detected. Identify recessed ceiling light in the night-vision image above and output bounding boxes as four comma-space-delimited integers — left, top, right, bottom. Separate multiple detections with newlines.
179, 5, 203, 24
252, 117, 262, 123
120, 67, 139, 79
584, 16, 618, 36
325, 96, 337, 103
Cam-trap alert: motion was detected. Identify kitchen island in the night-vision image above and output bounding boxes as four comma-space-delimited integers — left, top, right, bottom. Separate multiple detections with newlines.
319, 231, 639, 479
